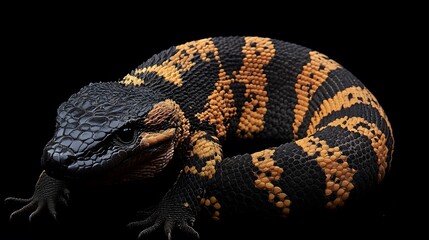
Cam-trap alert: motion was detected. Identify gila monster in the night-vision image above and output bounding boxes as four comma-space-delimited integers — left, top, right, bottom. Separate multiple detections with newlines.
5, 36, 394, 239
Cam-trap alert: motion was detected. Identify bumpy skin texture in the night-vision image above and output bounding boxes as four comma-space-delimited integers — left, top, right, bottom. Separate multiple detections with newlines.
6, 37, 394, 239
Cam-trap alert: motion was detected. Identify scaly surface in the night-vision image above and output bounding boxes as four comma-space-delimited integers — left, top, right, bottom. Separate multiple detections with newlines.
6, 36, 394, 239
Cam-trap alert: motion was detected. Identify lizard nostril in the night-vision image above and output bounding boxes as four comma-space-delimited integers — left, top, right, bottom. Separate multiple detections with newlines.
42, 147, 76, 167
41, 148, 73, 179
63, 155, 76, 166
55, 150, 76, 166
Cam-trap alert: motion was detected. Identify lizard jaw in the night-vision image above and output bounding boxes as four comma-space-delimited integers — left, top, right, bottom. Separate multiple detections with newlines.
63, 128, 178, 182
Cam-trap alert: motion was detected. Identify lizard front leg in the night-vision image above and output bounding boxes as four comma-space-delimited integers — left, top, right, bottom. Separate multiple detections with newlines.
5, 170, 70, 222
128, 130, 222, 239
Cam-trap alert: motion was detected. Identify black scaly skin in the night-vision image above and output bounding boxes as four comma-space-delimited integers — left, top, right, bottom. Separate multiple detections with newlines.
5, 36, 394, 239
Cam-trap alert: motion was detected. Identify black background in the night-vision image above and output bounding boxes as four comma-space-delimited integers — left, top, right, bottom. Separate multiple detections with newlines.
0, 5, 424, 240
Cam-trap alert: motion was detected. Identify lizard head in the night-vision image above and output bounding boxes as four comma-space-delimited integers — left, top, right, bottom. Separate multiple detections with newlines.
41, 82, 190, 182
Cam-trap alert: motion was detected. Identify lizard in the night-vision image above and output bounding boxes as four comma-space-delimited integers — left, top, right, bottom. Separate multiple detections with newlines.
5, 36, 394, 239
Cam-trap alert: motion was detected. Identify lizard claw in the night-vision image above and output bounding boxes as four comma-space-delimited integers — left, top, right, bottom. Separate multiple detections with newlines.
128, 205, 199, 239
137, 220, 162, 239
5, 172, 69, 222
5, 197, 34, 221
177, 221, 199, 239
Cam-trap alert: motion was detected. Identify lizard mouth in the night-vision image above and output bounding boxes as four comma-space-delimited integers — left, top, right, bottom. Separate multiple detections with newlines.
118, 128, 177, 181
118, 139, 175, 182
58, 128, 177, 182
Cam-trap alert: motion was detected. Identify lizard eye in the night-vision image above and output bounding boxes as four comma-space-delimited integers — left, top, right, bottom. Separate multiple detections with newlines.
116, 127, 135, 144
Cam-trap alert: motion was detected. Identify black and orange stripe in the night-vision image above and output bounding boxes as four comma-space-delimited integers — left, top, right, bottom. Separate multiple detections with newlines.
120, 36, 393, 218
6, 36, 394, 239
108, 36, 395, 222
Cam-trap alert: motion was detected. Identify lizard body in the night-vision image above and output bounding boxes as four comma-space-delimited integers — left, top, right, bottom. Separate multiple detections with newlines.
6, 36, 394, 239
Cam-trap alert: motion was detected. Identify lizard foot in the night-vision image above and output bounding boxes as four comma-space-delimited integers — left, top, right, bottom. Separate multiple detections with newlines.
128, 204, 199, 240
5, 171, 69, 222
